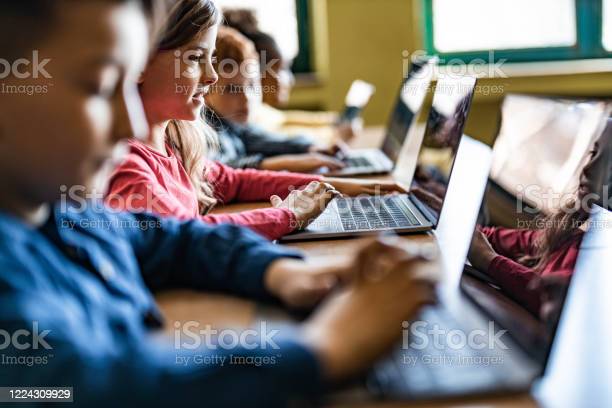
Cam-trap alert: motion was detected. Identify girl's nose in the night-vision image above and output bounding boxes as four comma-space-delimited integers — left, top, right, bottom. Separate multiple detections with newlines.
201, 64, 218, 86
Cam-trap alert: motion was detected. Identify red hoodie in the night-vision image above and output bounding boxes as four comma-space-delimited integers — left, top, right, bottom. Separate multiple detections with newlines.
106, 140, 321, 240
480, 226, 583, 315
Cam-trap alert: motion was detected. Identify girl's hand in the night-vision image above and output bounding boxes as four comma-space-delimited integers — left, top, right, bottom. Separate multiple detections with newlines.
270, 181, 341, 230
300, 236, 438, 381
322, 177, 407, 197
260, 153, 345, 173
467, 230, 498, 272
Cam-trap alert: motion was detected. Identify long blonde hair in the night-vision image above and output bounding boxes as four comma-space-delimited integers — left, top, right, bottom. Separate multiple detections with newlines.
157, 0, 220, 214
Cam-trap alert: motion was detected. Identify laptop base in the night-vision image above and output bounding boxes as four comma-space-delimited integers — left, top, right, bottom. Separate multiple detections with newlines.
327, 148, 394, 177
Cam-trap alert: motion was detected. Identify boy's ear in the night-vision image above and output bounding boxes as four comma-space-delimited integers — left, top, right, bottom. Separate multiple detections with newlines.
137, 72, 145, 84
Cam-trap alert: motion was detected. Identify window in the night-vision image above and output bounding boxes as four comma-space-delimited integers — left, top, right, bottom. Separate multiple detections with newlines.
604, 0, 612, 51
423, 0, 612, 63
215, 0, 311, 72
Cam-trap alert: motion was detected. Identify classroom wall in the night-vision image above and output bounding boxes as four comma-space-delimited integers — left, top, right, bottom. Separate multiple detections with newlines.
288, 0, 612, 145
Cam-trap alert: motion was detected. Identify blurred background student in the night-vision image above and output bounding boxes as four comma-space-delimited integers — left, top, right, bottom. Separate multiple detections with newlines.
205, 26, 346, 172
223, 8, 360, 145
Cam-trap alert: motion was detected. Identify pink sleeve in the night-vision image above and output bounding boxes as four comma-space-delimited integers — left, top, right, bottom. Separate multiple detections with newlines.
107, 158, 299, 241
106, 164, 196, 219
480, 226, 539, 259
200, 208, 297, 241
206, 161, 322, 204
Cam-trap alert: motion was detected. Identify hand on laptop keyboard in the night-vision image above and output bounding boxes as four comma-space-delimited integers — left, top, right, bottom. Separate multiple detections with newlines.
270, 181, 341, 230
301, 236, 438, 381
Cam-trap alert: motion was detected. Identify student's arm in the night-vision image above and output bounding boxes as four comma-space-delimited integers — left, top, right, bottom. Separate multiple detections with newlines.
116, 211, 303, 299
0, 275, 320, 407
199, 208, 296, 240
238, 125, 313, 157
207, 160, 321, 203
485, 256, 541, 315
480, 226, 539, 259
107, 162, 307, 240
222, 153, 267, 169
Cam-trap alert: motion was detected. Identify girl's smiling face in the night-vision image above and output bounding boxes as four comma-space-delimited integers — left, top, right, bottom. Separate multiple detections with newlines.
139, 25, 219, 124
0, 1, 150, 204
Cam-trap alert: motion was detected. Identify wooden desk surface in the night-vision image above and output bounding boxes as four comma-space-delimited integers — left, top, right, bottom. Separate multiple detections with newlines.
155, 127, 538, 408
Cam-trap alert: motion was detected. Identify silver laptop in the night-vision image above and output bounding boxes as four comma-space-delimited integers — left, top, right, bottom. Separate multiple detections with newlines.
328, 59, 437, 176
367, 200, 610, 401
280, 75, 477, 242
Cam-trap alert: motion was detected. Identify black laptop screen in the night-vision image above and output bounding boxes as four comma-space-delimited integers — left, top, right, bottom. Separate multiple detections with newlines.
381, 62, 434, 163
411, 76, 477, 226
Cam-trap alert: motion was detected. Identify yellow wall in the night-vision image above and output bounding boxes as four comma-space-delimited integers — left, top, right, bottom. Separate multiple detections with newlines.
288, 0, 612, 145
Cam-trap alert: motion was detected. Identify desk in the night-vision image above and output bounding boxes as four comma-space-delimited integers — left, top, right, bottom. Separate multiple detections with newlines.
156, 127, 538, 408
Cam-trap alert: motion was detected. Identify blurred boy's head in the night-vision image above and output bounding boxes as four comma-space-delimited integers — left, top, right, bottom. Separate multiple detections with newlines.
0, 1, 154, 205
223, 9, 294, 107
205, 26, 261, 125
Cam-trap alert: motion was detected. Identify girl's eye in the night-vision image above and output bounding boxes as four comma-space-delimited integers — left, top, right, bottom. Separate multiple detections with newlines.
189, 54, 207, 64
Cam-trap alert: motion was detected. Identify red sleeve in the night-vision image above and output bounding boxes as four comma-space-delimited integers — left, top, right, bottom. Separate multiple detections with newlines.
480, 226, 539, 259
200, 208, 297, 241
487, 256, 541, 315
206, 161, 321, 204
107, 157, 299, 241
106, 163, 197, 219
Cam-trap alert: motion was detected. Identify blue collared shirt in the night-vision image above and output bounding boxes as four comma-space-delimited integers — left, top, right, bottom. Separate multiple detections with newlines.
0, 203, 321, 407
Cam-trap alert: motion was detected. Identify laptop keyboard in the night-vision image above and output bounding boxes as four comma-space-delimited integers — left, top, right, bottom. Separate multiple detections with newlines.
335, 195, 420, 231
344, 156, 374, 168
370, 307, 505, 397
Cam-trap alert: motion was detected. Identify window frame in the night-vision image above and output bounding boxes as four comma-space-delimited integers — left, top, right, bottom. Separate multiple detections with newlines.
422, 0, 612, 63
292, 0, 312, 73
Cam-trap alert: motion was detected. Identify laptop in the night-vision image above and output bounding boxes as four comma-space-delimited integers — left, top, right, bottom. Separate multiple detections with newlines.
336, 80, 376, 124
280, 75, 477, 242
327, 58, 436, 176
366, 206, 611, 401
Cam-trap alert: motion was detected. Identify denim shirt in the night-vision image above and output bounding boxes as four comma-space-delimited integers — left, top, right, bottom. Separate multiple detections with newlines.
0, 203, 321, 407
204, 108, 313, 169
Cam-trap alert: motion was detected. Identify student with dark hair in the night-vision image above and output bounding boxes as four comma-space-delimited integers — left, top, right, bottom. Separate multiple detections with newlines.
205, 26, 346, 171
0, 1, 436, 406
223, 8, 360, 142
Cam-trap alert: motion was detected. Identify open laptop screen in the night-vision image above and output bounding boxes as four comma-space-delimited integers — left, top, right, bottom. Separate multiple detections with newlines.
410, 76, 477, 226
381, 61, 435, 163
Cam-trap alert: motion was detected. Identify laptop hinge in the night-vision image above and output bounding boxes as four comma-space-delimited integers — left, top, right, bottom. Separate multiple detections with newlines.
409, 194, 437, 225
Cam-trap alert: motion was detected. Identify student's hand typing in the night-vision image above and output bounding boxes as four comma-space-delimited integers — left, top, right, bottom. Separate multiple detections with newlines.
264, 258, 353, 309
260, 153, 346, 173
300, 235, 438, 381
467, 229, 498, 272
270, 181, 341, 230
308, 140, 350, 157
322, 177, 407, 197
